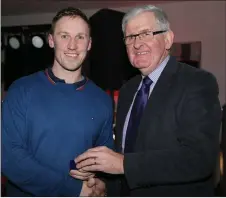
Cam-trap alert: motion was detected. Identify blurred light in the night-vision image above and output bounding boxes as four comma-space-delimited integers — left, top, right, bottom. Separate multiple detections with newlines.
32, 36, 44, 48
9, 37, 20, 49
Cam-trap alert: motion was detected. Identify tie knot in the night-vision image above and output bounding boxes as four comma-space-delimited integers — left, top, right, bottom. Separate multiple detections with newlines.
143, 76, 152, 86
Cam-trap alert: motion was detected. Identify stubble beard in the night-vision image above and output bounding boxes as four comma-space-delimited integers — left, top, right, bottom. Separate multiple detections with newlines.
61, 63, 82, 72
57, 56, 83, 72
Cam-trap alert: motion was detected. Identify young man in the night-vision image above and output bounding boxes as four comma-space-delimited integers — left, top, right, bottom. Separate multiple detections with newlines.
72, 5, 222, 196
1, 7, 113, 196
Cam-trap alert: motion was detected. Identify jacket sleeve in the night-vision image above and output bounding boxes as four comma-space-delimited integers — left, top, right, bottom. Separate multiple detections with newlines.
1, 81, 82, 196
123, 72, 222, 189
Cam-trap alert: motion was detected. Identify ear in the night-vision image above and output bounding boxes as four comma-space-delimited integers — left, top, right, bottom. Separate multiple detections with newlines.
48, 34, 54, 48
164, 30, 174, 50
87, 37, 92, 51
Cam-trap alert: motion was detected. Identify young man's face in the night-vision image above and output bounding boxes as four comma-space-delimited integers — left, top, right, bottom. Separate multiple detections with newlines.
48, 16, 91, 72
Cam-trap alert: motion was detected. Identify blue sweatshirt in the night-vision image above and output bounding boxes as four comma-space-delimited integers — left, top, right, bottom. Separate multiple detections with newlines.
1, 69, 114, 196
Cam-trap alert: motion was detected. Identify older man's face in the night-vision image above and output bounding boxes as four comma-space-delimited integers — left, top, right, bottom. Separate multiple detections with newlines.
125, 11, 174, 75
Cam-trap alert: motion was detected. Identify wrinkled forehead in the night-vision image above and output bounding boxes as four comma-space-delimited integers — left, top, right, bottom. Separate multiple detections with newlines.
125, 11, 158, 35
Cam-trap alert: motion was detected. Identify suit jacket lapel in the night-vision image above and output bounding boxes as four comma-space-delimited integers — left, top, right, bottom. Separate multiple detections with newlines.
136, 56, 179, 145
116, 75, 142, 152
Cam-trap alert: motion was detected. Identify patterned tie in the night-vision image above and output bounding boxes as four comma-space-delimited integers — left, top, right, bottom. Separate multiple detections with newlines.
124, 76, 153, 153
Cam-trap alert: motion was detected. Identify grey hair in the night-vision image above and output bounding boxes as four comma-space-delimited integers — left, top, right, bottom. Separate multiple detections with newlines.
122, 5, 170, 35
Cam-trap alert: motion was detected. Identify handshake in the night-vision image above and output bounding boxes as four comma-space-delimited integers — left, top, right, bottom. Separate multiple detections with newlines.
69, 159, 105, 197
69, 146, 124, 196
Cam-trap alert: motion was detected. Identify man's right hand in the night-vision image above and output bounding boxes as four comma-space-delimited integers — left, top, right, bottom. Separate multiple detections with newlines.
89, 178, 106, 196
79, 178, 106, 196
79, 180, 96, 197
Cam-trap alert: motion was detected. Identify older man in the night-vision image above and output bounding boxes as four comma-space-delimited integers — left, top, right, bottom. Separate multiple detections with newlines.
71, 5, 222, 196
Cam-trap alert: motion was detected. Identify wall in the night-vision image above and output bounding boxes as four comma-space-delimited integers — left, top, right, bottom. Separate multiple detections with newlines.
161, 1, 226, 106
2, 1, 225, 105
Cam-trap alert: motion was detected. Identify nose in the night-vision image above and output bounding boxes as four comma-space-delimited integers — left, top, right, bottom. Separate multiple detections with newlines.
133, 37, 143, 49
67, 38, 77, 50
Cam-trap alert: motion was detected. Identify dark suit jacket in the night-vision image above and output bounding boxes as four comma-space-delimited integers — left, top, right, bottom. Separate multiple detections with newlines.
221, 104, 226, 196
113, 56, 222, 196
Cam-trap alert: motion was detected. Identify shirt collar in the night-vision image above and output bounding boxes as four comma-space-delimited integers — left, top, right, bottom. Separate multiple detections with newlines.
47, 67, 65, 83
142, 55, 170, 83
45, 67, 88, 90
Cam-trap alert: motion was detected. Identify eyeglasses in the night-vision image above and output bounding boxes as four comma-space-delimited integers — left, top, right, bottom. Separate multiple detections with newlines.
123, 30, 167, 45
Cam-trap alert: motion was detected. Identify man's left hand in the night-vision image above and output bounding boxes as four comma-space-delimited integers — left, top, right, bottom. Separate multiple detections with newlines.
69, 168, 95, 181
75, 146, 124, 174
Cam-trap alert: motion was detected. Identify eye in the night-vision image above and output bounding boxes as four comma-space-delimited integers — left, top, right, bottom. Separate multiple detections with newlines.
76, 35, 85, 40
127, 35, 134, 41
140, 32, 149, 38
61, 35, 69, 39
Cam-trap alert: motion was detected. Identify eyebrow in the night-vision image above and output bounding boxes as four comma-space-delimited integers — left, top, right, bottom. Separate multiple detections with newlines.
139, 28, 152, 33
57, 32, 89, 36
57, 31, 69, 35
126, 29, 152, 37
76, 33, 89, 36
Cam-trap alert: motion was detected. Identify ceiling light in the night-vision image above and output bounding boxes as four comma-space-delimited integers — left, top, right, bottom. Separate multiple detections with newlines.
9, 37, 20, 49
32, 36, 44, 48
